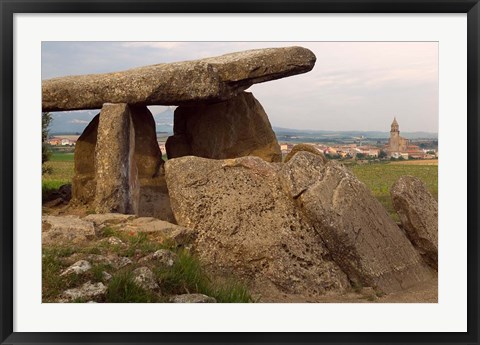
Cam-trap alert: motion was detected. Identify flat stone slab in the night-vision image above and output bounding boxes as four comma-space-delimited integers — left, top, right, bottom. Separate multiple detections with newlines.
42, 46, 316, 111
42, 215, 95, 245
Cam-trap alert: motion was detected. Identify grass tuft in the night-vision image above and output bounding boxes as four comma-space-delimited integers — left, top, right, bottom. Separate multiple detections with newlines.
155, 250, 253, 303
105, 271, 159, 303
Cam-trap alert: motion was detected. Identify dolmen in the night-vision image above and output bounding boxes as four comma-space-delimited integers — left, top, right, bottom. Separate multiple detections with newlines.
43, 47, 436, 297
42, 47, 316, 214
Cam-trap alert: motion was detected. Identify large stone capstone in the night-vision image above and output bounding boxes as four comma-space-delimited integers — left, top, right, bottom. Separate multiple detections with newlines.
166, 92, 282, 162
391, 176, 438, 270
165, 153, 435, 296
42, 47, 316, 111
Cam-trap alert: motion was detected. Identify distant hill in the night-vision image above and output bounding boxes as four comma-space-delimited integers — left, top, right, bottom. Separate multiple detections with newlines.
273, 126, 438, 141
49, 107, 175, 135
49, 111, 436, 141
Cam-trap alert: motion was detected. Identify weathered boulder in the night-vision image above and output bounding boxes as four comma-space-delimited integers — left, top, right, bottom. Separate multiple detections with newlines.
42, 215, 95, 245
94, 103, 139, 214
42, 47, 316, 111
165, 156, 350, 297
166, 92, 282, 162
281, 152, 435, 293
284, 143, 327, 163
391, 176, 438, 269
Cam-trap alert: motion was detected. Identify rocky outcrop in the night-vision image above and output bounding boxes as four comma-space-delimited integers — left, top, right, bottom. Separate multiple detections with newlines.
391, 176, 438, 269
166, 92, 281, 162
282, 152, 435, 293
165, 155, 350, 297
42, 47, 316, 111
165, 154, 435, 295
94, 103, 139, 214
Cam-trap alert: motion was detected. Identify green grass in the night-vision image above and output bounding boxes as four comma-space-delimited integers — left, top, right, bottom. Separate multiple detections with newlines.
42, 152, 75, 194
42, 246, 87, 301
155, 250, 253, 303
350, 163, 438, 221
50, 152, 75, 162
105, 271, 160, 303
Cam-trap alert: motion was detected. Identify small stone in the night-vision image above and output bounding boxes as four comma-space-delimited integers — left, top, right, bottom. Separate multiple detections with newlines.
102, 271, 112, 281
139, 249, 177, 267
103, 236, 126, 246
132, 267, 159, 291
60, 260, 92, 276
112, 256, 133, 269
170, 294, 216, 303
60, 281, 107, 302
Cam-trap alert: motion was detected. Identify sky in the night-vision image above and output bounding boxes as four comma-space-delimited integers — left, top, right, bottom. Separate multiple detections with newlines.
42, 41, 438, 133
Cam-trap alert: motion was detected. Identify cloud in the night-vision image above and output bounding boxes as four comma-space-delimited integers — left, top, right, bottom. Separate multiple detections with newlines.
69, 119, 90, 124
42, 41, 438, 132
120, 42, 186, 50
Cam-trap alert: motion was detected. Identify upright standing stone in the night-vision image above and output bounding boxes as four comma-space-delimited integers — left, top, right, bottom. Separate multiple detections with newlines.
94, 103, 139, 214
71, 114, 99, 204
166, 92, 282, 162
129, 105, 164, 181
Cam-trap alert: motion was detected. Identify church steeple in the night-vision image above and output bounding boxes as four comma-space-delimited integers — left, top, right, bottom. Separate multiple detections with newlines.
391, 117, 399, 133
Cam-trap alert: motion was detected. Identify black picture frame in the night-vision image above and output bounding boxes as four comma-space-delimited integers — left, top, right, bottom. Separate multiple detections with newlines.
1, 1, 479, 344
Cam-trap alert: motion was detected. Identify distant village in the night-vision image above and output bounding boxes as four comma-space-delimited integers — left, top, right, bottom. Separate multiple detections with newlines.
48, 118, 438, 161
280, 118, 438, 161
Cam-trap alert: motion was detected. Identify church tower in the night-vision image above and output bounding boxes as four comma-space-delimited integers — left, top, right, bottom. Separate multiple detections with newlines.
389, 117, 400, 152
387, 117, 408, 155
391, 117, 399, 133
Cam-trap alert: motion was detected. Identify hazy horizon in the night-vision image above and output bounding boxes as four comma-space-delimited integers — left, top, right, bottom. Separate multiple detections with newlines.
42, 41, 439, 134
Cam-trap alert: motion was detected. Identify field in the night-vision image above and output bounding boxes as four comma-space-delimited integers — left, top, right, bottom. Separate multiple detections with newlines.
43, 153, 438, 222
42, 152, 75, 193
350, 162, 438, 221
